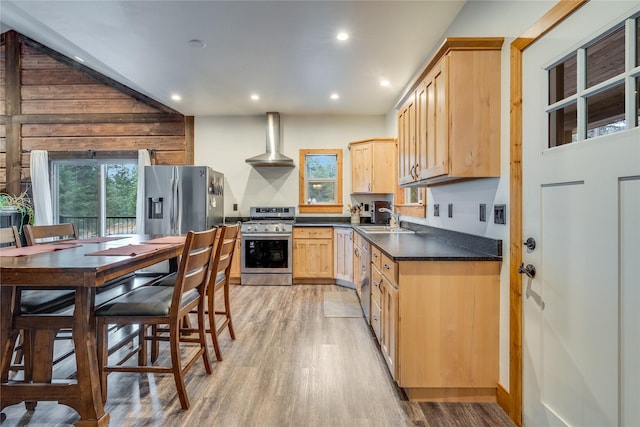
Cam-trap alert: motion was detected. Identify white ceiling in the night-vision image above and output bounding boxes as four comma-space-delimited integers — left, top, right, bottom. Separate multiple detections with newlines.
0, 0, 466, 116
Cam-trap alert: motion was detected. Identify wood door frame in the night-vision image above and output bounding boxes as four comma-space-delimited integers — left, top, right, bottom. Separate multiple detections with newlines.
507, 1, 588, 425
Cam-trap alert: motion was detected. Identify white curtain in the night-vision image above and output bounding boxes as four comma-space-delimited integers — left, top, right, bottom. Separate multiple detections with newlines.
30, 150, 54, 225
136, 149, 152, 233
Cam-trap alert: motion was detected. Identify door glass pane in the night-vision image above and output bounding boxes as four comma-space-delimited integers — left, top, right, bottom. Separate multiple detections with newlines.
106, 164, 138, 235
58, 164, 99, 237
548, 102, 577, 147
636, 17, 640, 67
549, 54, 577, 103
586, 83, 626, 138
586, 26, 625, 88
635, 77, 640, 128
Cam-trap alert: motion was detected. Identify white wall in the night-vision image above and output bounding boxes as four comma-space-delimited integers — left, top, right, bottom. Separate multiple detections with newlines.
385, 0, 559, 390
194, 114, 389, 218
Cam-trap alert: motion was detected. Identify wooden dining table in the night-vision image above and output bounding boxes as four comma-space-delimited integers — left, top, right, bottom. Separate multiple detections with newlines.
0, 234, 185, 426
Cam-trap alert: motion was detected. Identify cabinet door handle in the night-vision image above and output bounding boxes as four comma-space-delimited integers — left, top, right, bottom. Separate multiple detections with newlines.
383, 263, 391, 271
372, 253, 378, 258
414, 163, 420, 179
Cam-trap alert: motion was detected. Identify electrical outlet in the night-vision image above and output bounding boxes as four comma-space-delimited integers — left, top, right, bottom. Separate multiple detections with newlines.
494, 204, 506, 224
479, 204, 486, 222
233, 203, 238, 211
434, 204, 440, 217
448, 203, 453, 218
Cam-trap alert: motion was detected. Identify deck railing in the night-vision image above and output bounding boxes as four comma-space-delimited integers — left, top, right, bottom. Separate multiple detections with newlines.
59, 216, 137, 238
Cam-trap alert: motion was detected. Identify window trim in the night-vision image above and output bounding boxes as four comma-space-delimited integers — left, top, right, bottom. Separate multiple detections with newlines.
298, 148, 343, 214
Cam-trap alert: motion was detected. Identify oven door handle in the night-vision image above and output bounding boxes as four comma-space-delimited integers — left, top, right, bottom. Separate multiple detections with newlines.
243, 233, 292, 239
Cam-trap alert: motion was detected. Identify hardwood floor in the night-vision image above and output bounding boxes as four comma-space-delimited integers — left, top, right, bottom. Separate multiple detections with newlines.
1, 285, 514, 426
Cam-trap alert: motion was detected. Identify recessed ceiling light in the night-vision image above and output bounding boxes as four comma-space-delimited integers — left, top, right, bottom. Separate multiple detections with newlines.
188, 39, 206, 48
74, 55, 84, 63
330, 93, 340, 100
250, 94, 260, 101
380, 79, 390, 87
336, 32, 349, 41
171, 94, 182, 101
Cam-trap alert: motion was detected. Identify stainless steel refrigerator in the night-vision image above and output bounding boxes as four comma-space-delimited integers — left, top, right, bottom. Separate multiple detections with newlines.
144, 165, 224, 235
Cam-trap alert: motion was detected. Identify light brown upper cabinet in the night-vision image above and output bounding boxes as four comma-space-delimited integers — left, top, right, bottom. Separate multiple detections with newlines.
397, 38, 504, 186
349, 138, 396, 194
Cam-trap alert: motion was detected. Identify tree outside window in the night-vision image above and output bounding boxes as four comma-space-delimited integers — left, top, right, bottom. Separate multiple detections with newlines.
299, 149, 343, 213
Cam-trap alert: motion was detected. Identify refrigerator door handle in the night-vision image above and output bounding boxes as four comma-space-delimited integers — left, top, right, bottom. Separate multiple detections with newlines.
175, 172, 182, 234
170, 166, 179, 234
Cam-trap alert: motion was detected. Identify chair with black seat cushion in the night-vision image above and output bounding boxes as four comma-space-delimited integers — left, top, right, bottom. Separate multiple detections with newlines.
0, 226, 77, 375
206, 222, 240, 361
23, 223, 78, 245
0, 226, 21, 248
19, 223, 78, 326
95, 228, 217, 410
0, 226, 26, 371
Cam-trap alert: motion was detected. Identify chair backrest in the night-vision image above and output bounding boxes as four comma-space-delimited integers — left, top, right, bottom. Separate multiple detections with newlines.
170, 227, 219, 317
0, 226, 22, 248
211, 222, 240, 286
24, 223, 78, 245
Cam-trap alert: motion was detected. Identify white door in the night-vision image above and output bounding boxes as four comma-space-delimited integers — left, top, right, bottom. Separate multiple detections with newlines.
521, 2, 640, 426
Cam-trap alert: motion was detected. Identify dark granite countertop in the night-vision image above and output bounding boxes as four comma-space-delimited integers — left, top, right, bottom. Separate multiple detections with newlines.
354, 230, 501, 262
292, 220, 502, 262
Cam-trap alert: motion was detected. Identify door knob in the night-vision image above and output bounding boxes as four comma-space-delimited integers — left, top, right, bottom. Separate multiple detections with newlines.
523, 237, 536, 251
518, 263, 536, 279
518, 264, 536, 279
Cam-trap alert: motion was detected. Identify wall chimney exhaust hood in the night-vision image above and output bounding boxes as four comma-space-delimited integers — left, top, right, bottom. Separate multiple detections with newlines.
245, 112, 295, 167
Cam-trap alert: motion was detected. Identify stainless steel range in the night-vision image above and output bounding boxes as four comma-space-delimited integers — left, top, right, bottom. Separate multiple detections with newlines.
240, 206, 294, 286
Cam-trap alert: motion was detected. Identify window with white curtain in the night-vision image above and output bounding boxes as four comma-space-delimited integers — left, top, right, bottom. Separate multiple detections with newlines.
51, 159, 138, 237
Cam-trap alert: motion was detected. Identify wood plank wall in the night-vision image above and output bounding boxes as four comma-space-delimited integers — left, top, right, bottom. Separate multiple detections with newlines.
0, 30, 192, 194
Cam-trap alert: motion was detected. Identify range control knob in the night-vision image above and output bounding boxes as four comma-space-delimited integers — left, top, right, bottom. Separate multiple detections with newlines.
275, 225, 280, 232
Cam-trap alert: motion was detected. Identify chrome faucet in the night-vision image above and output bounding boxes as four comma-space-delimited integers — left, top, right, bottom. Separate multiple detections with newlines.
378, 205, 400, 229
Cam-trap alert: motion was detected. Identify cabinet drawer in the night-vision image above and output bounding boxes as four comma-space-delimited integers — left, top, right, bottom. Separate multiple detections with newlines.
371, 297, 381, 342
380, 253, 398, 285
293, 227, 333, 239
371, 246, 382, 270
371, 265, 383, 308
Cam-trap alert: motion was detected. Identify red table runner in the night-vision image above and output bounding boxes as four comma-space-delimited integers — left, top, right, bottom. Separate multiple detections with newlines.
0, 243, 82, 257
86, 244, 173, 257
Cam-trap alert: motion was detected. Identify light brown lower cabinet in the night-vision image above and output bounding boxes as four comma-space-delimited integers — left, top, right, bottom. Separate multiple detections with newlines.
293, 227, 334, 284
370, 244, 501, 402
229, 233, 241, 284
400, 260, 500, 401
333, 228, 353, 286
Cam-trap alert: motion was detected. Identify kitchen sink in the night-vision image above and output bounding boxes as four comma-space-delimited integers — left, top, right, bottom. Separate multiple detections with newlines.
357, 225, 415, 234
